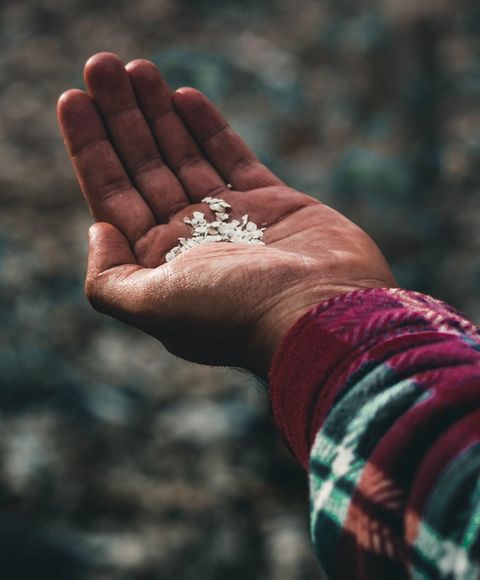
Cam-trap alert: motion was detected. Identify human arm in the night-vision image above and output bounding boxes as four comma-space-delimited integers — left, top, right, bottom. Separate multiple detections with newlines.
57, 52, 480, 579
56, 52, 396, 381
270, 287, 480, 578
59, 55, 478, 579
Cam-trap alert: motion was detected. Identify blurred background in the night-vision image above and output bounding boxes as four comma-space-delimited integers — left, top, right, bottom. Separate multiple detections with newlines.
1, 0, 479, 578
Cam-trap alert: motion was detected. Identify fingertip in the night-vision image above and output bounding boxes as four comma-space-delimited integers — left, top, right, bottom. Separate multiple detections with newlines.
173, 86, 203, 102
85, 51, 124, 72
58, 88, 80, 106
57, 89, 89, 114
173, 88, 227, 140
88, 223, 102, 252
87, 222, 136, 276
56, 90, 96, 145
126, 58, 172, 115
84, 52, 125, 87
126, 58, 169, 93
174, 86, 193, 95
88, 221, 120, 241
88, 222, 101, 241
173, 88, 213, 120
125, 58, 157, 74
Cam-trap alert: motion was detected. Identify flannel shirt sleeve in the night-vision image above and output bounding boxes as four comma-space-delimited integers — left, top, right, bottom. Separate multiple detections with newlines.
269, 288, 480, 579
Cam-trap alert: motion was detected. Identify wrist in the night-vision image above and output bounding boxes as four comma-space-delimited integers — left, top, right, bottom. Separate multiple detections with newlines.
244, 279, 335, 381
246, 278, 398, 382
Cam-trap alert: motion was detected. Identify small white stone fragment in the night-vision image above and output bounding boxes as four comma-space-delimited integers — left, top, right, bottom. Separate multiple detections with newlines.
165, 196, 266, 262
202, 197, 231, 210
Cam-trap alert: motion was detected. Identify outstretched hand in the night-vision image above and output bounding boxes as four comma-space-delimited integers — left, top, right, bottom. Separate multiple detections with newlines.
57, 52, 396, 380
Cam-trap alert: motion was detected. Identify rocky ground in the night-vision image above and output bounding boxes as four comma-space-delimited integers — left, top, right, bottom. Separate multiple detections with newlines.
1, 0, 479, 578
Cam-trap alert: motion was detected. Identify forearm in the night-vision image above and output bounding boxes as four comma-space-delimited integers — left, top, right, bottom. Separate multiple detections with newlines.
269, 288, 480, 578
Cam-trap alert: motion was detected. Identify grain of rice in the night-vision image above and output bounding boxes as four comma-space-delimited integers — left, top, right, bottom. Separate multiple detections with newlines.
165, 197, 266, 262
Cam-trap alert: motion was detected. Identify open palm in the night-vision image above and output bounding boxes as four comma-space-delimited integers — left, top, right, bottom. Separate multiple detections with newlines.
58, 53, 395, 379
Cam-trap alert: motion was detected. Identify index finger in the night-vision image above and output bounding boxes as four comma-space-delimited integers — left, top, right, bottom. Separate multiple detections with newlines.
57, 88, 155, 243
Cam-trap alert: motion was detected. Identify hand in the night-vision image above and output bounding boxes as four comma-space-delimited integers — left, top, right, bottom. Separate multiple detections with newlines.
57, 52, 397, 380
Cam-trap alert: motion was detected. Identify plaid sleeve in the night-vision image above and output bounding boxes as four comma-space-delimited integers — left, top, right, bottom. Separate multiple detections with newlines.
269, 288, 480, 579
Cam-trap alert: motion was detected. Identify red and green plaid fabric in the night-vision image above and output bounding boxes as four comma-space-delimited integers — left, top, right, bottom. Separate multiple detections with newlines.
269, 288, 480, 579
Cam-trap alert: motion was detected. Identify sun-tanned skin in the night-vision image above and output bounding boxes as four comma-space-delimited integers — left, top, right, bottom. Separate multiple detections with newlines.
57, 52, 397, 380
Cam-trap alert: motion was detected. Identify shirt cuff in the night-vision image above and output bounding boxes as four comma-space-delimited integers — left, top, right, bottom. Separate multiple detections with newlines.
268, 288, 478, 469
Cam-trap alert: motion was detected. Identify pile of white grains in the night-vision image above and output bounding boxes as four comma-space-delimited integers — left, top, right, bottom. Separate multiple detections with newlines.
165, 197, 266, 262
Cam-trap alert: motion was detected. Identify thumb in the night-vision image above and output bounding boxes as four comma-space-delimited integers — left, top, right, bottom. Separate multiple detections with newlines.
86, 222, 145, 316
87, 222, 137, 274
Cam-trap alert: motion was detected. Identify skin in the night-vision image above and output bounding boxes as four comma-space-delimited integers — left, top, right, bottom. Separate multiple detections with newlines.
57, 52, 397, 381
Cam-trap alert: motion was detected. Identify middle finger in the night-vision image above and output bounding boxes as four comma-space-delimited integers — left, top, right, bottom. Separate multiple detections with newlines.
84, 52, 189, 222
